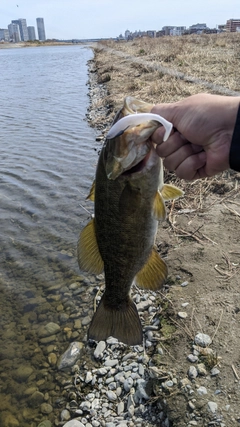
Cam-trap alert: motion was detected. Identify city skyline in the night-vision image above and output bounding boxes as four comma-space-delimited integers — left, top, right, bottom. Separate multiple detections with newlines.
0, 0, 239, 40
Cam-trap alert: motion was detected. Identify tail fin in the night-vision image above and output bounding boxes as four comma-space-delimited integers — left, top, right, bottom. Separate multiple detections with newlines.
88, 294, 143, 346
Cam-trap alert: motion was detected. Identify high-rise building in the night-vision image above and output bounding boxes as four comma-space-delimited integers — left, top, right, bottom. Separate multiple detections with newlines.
36, 18, 46, 41
28, 26, 36, 41
226, 19, 240, 32
0, 28, 9, 41
8, 23, 21, 42
12, 19, 29, 41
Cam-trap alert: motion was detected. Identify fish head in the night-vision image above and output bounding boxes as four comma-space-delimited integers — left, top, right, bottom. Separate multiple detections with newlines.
104, 97, 159, 180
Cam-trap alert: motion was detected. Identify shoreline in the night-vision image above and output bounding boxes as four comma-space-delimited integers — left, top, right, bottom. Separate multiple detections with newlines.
82, 38, 240, 427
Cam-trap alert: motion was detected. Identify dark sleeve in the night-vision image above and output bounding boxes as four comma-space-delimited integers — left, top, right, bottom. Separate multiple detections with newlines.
229, 103, 240, 172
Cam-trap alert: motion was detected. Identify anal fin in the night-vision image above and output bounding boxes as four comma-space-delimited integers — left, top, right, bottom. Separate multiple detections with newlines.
78, 219, 104, 274
135, 247, 168, 291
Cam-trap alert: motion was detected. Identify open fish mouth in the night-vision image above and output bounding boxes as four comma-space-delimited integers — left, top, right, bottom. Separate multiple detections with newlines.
121, 149, 151, 176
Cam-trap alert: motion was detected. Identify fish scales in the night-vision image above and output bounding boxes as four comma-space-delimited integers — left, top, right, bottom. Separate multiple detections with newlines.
78, 97, 183, 345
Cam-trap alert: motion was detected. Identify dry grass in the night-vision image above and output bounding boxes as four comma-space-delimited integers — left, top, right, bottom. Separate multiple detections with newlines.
89, 33, 240, 208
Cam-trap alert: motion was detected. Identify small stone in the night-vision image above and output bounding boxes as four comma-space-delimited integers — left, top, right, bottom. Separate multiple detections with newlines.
194, 333, 212, 347
187, 354, 198, 363
85, 371, 93, 383
13, 365, 33, 382
197, 386, 208, 396
37, 421, 52, 427
40, 403, 53, 414
94, 341, 106, 359
38, 322, 60, 338
180, 281, 188, 287
82, 316, 91, 326
104, 359, 118, 367
211, 367, 220, 376
48, 352, 57, 366
208, 401, 218, 413
62, 421, 85, 427
123, 377, 133, 392
181, 302, 189, 307
106, 337, 119, 345
197, 363, 207, 376
106, 390, 117, 401
117, 401, 124, 415
178, 311, 188, 319
188, 366, 198, 379
1, 412, 19, 427
61, 409, 71, 421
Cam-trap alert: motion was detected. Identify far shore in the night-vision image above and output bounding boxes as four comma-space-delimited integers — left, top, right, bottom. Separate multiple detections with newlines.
0, 41, 86, 49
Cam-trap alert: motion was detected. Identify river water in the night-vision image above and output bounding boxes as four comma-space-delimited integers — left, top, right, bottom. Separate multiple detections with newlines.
0, 45, 100, 426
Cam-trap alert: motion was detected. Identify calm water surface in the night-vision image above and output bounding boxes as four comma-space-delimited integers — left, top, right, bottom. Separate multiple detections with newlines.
0, 45, 100, 425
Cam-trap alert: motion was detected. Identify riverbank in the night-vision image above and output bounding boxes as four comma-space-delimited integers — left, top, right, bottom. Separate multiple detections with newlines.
84, 35, 240, 427
0, 41, 81, 49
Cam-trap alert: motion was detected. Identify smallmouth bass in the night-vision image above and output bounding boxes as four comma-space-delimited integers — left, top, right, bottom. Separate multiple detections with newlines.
78, 97, 183, 345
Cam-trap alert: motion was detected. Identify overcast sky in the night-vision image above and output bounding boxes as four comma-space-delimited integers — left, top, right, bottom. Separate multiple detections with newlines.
0, 0, 239, 40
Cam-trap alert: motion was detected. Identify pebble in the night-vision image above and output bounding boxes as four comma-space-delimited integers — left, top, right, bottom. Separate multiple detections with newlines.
106, 390, 117, 401
197, 386, 208, 395
188, 366, 198, 379
211, 367, 220, 376
194, 333, 212, 347
104, 359, 119, 367
180, 281, 189, 287
94, 341, 106, 359
187, 354, 198, 363
197, 363, 207, 376
63, 421, 85, 427
58, 342, 84, 370
208, 401, 218, 413
178, 311, 188, 319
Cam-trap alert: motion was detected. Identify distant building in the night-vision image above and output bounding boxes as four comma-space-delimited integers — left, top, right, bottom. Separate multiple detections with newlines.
12, 18, 29, 41
0, 28, 9, 41
189, 23, 207, 34
36, 18, 46, 41
147, 30, 156, 38
28, 26, 36, 41
170, 26, 186, 36
218, 24, 226, 32
125, 29, 131, 39
8, 23, 21, 42
226, 19, 240, 32
162, 26, 175, 36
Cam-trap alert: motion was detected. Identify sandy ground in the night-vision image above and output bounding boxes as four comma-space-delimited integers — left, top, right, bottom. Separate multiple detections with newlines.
86, 35, 240, 426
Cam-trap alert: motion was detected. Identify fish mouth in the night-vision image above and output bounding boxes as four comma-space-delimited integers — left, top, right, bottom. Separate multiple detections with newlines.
121, 149, 151, 176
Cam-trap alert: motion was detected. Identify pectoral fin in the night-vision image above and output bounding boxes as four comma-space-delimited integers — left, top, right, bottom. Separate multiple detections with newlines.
135, 247, 168, 291
86, 180, 95, 201
78, 219, 104, 274
161, 184, 184, 201
153, 191, 166, 221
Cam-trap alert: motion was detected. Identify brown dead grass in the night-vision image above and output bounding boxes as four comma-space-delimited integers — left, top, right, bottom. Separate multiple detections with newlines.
89, 33, 240, 209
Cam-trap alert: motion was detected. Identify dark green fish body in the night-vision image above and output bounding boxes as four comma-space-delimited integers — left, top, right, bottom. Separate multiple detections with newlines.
78, 97, 183, 345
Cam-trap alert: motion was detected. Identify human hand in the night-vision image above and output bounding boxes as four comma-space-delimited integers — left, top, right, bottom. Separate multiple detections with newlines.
151, 93, 240, 180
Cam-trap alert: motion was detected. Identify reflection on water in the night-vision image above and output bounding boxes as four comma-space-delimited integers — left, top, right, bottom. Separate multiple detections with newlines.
0, 45, 99, 426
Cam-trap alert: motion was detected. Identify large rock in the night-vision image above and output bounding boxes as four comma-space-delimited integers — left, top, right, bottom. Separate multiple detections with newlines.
58, 342, 84, 370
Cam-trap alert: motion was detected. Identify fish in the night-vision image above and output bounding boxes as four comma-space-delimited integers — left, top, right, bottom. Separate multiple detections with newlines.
78, 96, 183, 346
